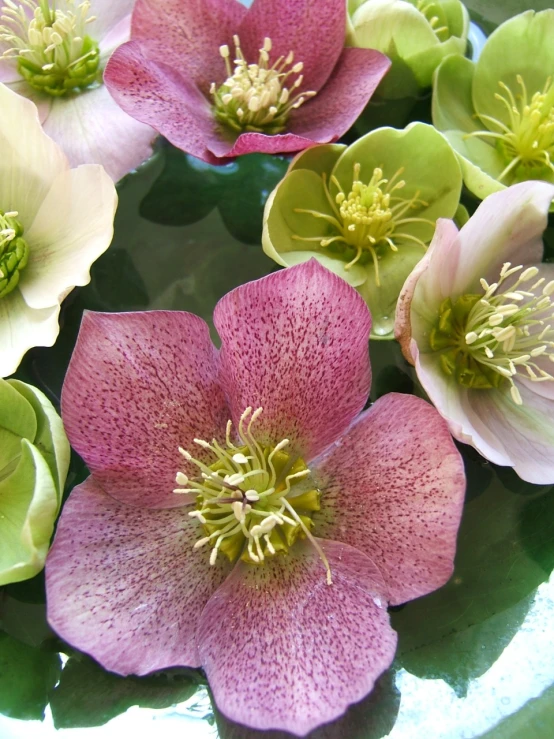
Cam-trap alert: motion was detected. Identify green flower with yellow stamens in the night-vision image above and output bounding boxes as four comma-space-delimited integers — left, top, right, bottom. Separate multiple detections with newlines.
433, 9, 554, 204
262, 122, 462, 339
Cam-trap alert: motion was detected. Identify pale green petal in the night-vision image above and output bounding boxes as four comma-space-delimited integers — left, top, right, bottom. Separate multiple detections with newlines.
8, 380, 70, 502
262, 168, 368, 286
0, 439, 58, 585
473, 10, 554, 127
352, 0, 439, 59
0, 380, 36, 477
288, 144, 345, 176
277, 251, 368, 287
407, 34, 466, 88
0, 289, 60, 378
359, 244, 424, 339
20, 165, 117, 310
441, 0, 470, 37
332, 123, 462, 243
263, 169, 337, 255
432, 55, 478, 133
443, 130, 507, 201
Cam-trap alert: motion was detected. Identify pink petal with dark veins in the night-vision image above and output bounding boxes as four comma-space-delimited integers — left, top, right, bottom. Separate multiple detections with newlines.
131, 0, 247, 94
223, 131, 317, 157
237, 0, 345, 93
289, 48, 391, 142
198, 539, 396, 735
214, 261, 372, 461
46, 477, 231, 672
104, 41, 230, 164
312, 393, 466, 605
62, 311, 229, 509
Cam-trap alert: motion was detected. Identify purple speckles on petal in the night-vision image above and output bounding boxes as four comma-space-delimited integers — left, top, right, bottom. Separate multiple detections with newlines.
198, 540, 396, 736
46, 477, 231, 673
312, 393, 466, 605
214, 260, 372, 460
61, 311, 229, 509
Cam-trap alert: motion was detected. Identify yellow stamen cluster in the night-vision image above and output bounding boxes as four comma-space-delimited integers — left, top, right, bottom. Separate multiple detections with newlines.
176, 407, 331, 584
431, 263, 554, 404
0, 0, 100, 96
415, 0, 449, 40
468, 76, 554, 183
293, 163, 433, 286
210, 35, 316, 135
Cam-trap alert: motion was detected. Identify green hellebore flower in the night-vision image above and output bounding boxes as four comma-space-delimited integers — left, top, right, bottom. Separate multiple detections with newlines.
433, 10, 554, 204
0, 379, 69, 585
262, 122, 462, 338
347, 0, 469, 99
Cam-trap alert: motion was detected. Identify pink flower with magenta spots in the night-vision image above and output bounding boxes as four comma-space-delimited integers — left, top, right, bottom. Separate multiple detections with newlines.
103, 0, 391, 163
46, 261, 465, 735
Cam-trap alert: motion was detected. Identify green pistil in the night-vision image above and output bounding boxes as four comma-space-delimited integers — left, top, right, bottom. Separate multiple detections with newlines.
467, 76, 554, 184
432, 263, 554, 404
210, 35, 316, 136
292, 163, 433, 286
176, 407, 332, 582
0, 211, 29, 299
430, 294, 505, 389
0, 1, 101, 97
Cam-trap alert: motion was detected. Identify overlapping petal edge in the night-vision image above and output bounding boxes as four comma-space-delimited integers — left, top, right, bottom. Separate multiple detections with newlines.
0, 0, 156, 182
0, 83, 117, 378
395, 181, 554, 484
103, 0, 391, 163
46, 262, 465, 734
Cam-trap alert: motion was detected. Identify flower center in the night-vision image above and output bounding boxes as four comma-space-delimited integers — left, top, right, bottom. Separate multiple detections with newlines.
467, 76, 554, 184
0, 211, 29, 299
415, 0, 449, 40
176, 407, 331, 583
430, 262, 554, 404
292, 164, 433, 286
210, 35, 316, 135
0, 0, 100, 96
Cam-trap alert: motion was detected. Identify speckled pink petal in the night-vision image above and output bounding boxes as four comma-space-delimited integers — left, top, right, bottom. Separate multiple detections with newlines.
61, 311, 229, 509
289, 48, 391, 142
213, 261, 372, 461
312, 393, 465, 605
453, 181, 554, 295
104, 41, 228, 164
237, 0, 345, 93
198, 539, 396, 735
131, 0, 247, 94
46, 477, 231, 673
222, 131, 317, 157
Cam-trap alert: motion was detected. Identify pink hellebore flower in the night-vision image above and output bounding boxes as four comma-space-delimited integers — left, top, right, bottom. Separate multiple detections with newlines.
0, 0, 155, 182
46, 262, 464, 735
103, 0, 391, 163
395, 182, 554, 484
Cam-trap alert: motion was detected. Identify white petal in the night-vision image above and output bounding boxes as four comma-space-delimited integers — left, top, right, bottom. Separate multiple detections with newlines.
42, 84, 156, 181
89, 0, 135, 44
468, 384, 554, 485
415, 350, 512, 467
20, 165, 117, 310
453, 181, 554, 294
0, 83, 67, 224
0, 290, 60, 378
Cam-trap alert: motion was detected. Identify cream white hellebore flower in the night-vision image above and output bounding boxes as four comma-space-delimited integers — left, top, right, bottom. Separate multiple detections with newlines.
0, 82, 117, 378
395, 182, 554, 484
0, 0, 155, 182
